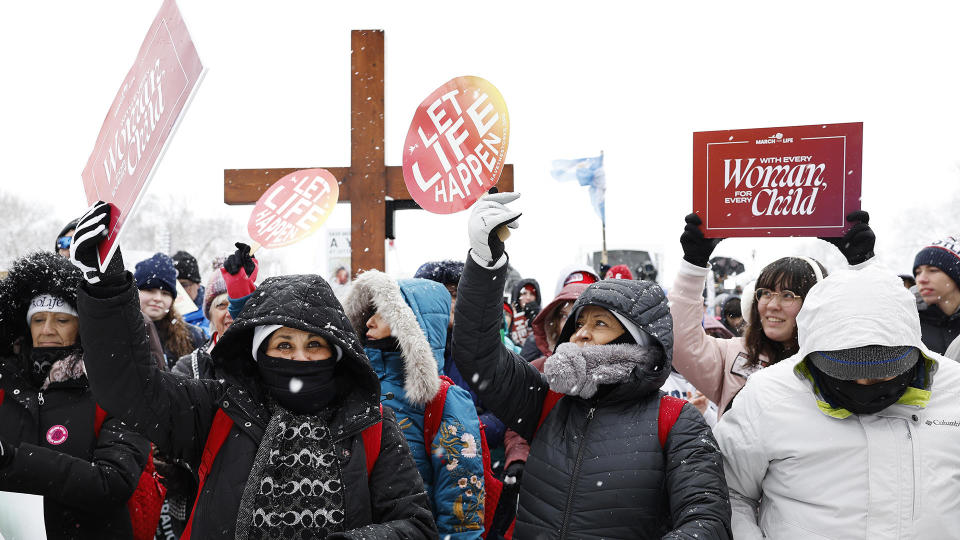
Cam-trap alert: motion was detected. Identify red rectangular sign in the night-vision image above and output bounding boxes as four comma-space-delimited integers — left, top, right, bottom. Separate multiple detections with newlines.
693, 122, 862, 238
81, 0, 203, 269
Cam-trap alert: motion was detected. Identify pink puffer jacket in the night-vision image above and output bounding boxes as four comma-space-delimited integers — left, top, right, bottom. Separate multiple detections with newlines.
670, 260, 767, 419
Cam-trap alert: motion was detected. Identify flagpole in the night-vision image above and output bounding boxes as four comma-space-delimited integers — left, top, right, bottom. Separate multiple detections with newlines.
600, 150, 608, 265
601, 221, 608, 265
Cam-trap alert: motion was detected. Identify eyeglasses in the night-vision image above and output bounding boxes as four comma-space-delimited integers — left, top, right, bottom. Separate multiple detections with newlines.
755, 288, 802, 306
56, 236, 72, 250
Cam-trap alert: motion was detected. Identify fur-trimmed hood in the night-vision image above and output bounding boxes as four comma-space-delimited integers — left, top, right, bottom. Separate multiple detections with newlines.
0, 251, 84, 358
343, 271, 447, 405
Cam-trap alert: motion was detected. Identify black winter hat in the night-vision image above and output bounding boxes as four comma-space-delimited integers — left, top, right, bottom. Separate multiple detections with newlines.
414, 260, 464, 286
0, 251, 84, 355
134, 252, 178, 298
172, 250, 201, 283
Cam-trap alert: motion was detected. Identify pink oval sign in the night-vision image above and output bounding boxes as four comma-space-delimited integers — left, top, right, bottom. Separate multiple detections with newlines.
402, 76, 509, 214
247, 168, 339, 249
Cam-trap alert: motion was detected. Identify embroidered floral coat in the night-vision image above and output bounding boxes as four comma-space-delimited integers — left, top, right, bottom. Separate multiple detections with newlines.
347, 273, 486, 538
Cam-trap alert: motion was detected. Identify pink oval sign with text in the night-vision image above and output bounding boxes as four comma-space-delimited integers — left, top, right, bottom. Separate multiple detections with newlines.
402, 76, 509, 214
247, 168, 339, 248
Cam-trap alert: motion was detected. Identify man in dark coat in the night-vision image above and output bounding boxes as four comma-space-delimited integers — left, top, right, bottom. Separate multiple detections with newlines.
0, 251, 150, 539
69, 202, 438, 539
454, 193, 731, 539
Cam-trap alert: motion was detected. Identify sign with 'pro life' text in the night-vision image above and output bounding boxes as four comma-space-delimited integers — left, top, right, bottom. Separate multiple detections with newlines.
402, 76, 509, 214
693, 122, 862, 238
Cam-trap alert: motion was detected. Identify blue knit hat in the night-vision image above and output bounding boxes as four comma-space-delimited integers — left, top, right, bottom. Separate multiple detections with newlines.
134, 252, 178, 299
913, 236, 960, 287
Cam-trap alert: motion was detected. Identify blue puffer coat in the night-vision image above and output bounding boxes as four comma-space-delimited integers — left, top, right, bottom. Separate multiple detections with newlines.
345, 272, 486, 539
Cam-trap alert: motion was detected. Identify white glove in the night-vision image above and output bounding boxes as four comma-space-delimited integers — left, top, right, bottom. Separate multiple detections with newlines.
468, 192, 521, 267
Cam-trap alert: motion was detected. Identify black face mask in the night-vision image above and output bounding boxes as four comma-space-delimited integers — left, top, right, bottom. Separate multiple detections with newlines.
256, 351, 338, 415
814, 361, 919, 415
28, 346, 80, 387
365, 337, 401, 352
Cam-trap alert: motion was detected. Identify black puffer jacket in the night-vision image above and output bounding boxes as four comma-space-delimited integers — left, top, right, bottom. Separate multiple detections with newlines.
78, 272, 438, 540
0, 252, 149, 540
918, 304, 960, 355
453, 254, 731, 539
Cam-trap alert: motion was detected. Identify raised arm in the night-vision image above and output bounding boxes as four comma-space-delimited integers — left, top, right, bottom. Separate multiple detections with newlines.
79, 275, 220, 464
452, 193, 550, 441
669, 261, 729, 404
70, 202, 219, 464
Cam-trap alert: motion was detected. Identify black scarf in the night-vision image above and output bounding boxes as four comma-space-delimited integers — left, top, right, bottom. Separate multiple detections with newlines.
811, 360, 921, 415
237, 407, 346, 540
256, 352, 338, 415
365, 337, 401, 352
28, 346, 80, 387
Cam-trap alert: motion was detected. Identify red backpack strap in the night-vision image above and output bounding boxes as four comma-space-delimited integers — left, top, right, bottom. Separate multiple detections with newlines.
658, 395, 687, 448
181, 408, 235, 540
93, 405, 109, 436
535, 390, 564, 434
423, 376, 453, 448
0, 388, 5, 407
360, 404, 383, 478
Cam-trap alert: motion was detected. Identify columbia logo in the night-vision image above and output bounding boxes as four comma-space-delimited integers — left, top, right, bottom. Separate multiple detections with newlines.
926, 419, 960, 427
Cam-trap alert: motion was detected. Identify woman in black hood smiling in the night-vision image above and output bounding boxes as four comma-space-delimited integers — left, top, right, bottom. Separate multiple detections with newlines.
69, 202, 437, 540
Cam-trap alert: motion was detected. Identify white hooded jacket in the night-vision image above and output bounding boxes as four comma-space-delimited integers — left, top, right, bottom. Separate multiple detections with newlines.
714, 266, 960, 539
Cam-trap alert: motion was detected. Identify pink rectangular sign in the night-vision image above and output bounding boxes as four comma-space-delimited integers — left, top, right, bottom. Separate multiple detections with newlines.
692, 122, 863, 238
81, 0, 203, 269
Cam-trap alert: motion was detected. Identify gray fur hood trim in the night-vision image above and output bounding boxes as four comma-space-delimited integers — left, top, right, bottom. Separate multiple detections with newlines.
343, 271, 441, 405
544, 342, 664, 399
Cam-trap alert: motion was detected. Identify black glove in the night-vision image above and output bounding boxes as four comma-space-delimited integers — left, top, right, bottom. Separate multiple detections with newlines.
223, 242, 257, 276
69, 201, 125, 286
503, 461, 524, 485
819, 210, 875, 265
680, 213, 722, 268
0, 437, 16, 469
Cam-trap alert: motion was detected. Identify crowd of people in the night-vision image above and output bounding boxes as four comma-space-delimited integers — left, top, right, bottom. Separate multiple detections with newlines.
0, 194, 958, 539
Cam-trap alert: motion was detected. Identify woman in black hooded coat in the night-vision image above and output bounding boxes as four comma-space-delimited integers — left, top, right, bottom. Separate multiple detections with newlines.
454, 193, 731, 539
0, 251, 150, 539
68, 202, 437, 540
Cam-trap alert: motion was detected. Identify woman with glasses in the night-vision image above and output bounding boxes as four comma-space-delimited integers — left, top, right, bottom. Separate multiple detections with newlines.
668, 212, 876, 420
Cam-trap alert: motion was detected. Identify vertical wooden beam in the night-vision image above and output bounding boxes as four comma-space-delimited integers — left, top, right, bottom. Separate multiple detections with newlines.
349, 30, 386, 272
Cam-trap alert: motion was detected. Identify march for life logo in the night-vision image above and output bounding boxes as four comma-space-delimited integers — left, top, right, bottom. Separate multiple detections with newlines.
402, 76, 509, 214
692, 122, 862, 238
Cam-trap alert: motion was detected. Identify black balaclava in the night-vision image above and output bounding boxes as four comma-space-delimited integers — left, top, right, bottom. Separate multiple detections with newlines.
809, 360, 920, 415
256, 346, 339, 415
28, 346, 80, 387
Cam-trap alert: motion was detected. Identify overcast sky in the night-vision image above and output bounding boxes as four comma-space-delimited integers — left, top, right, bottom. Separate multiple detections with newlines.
3, 1, 958, 300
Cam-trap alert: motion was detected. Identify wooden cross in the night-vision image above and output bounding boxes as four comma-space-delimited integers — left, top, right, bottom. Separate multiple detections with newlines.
223, 29, 514, 272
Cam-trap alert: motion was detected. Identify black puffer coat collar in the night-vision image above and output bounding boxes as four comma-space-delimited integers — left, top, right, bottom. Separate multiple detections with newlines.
555, 279, 673, 397
211, 274, 381, 436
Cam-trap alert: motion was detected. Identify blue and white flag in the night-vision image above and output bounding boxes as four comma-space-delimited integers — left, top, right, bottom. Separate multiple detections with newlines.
550, 154, 605, 224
